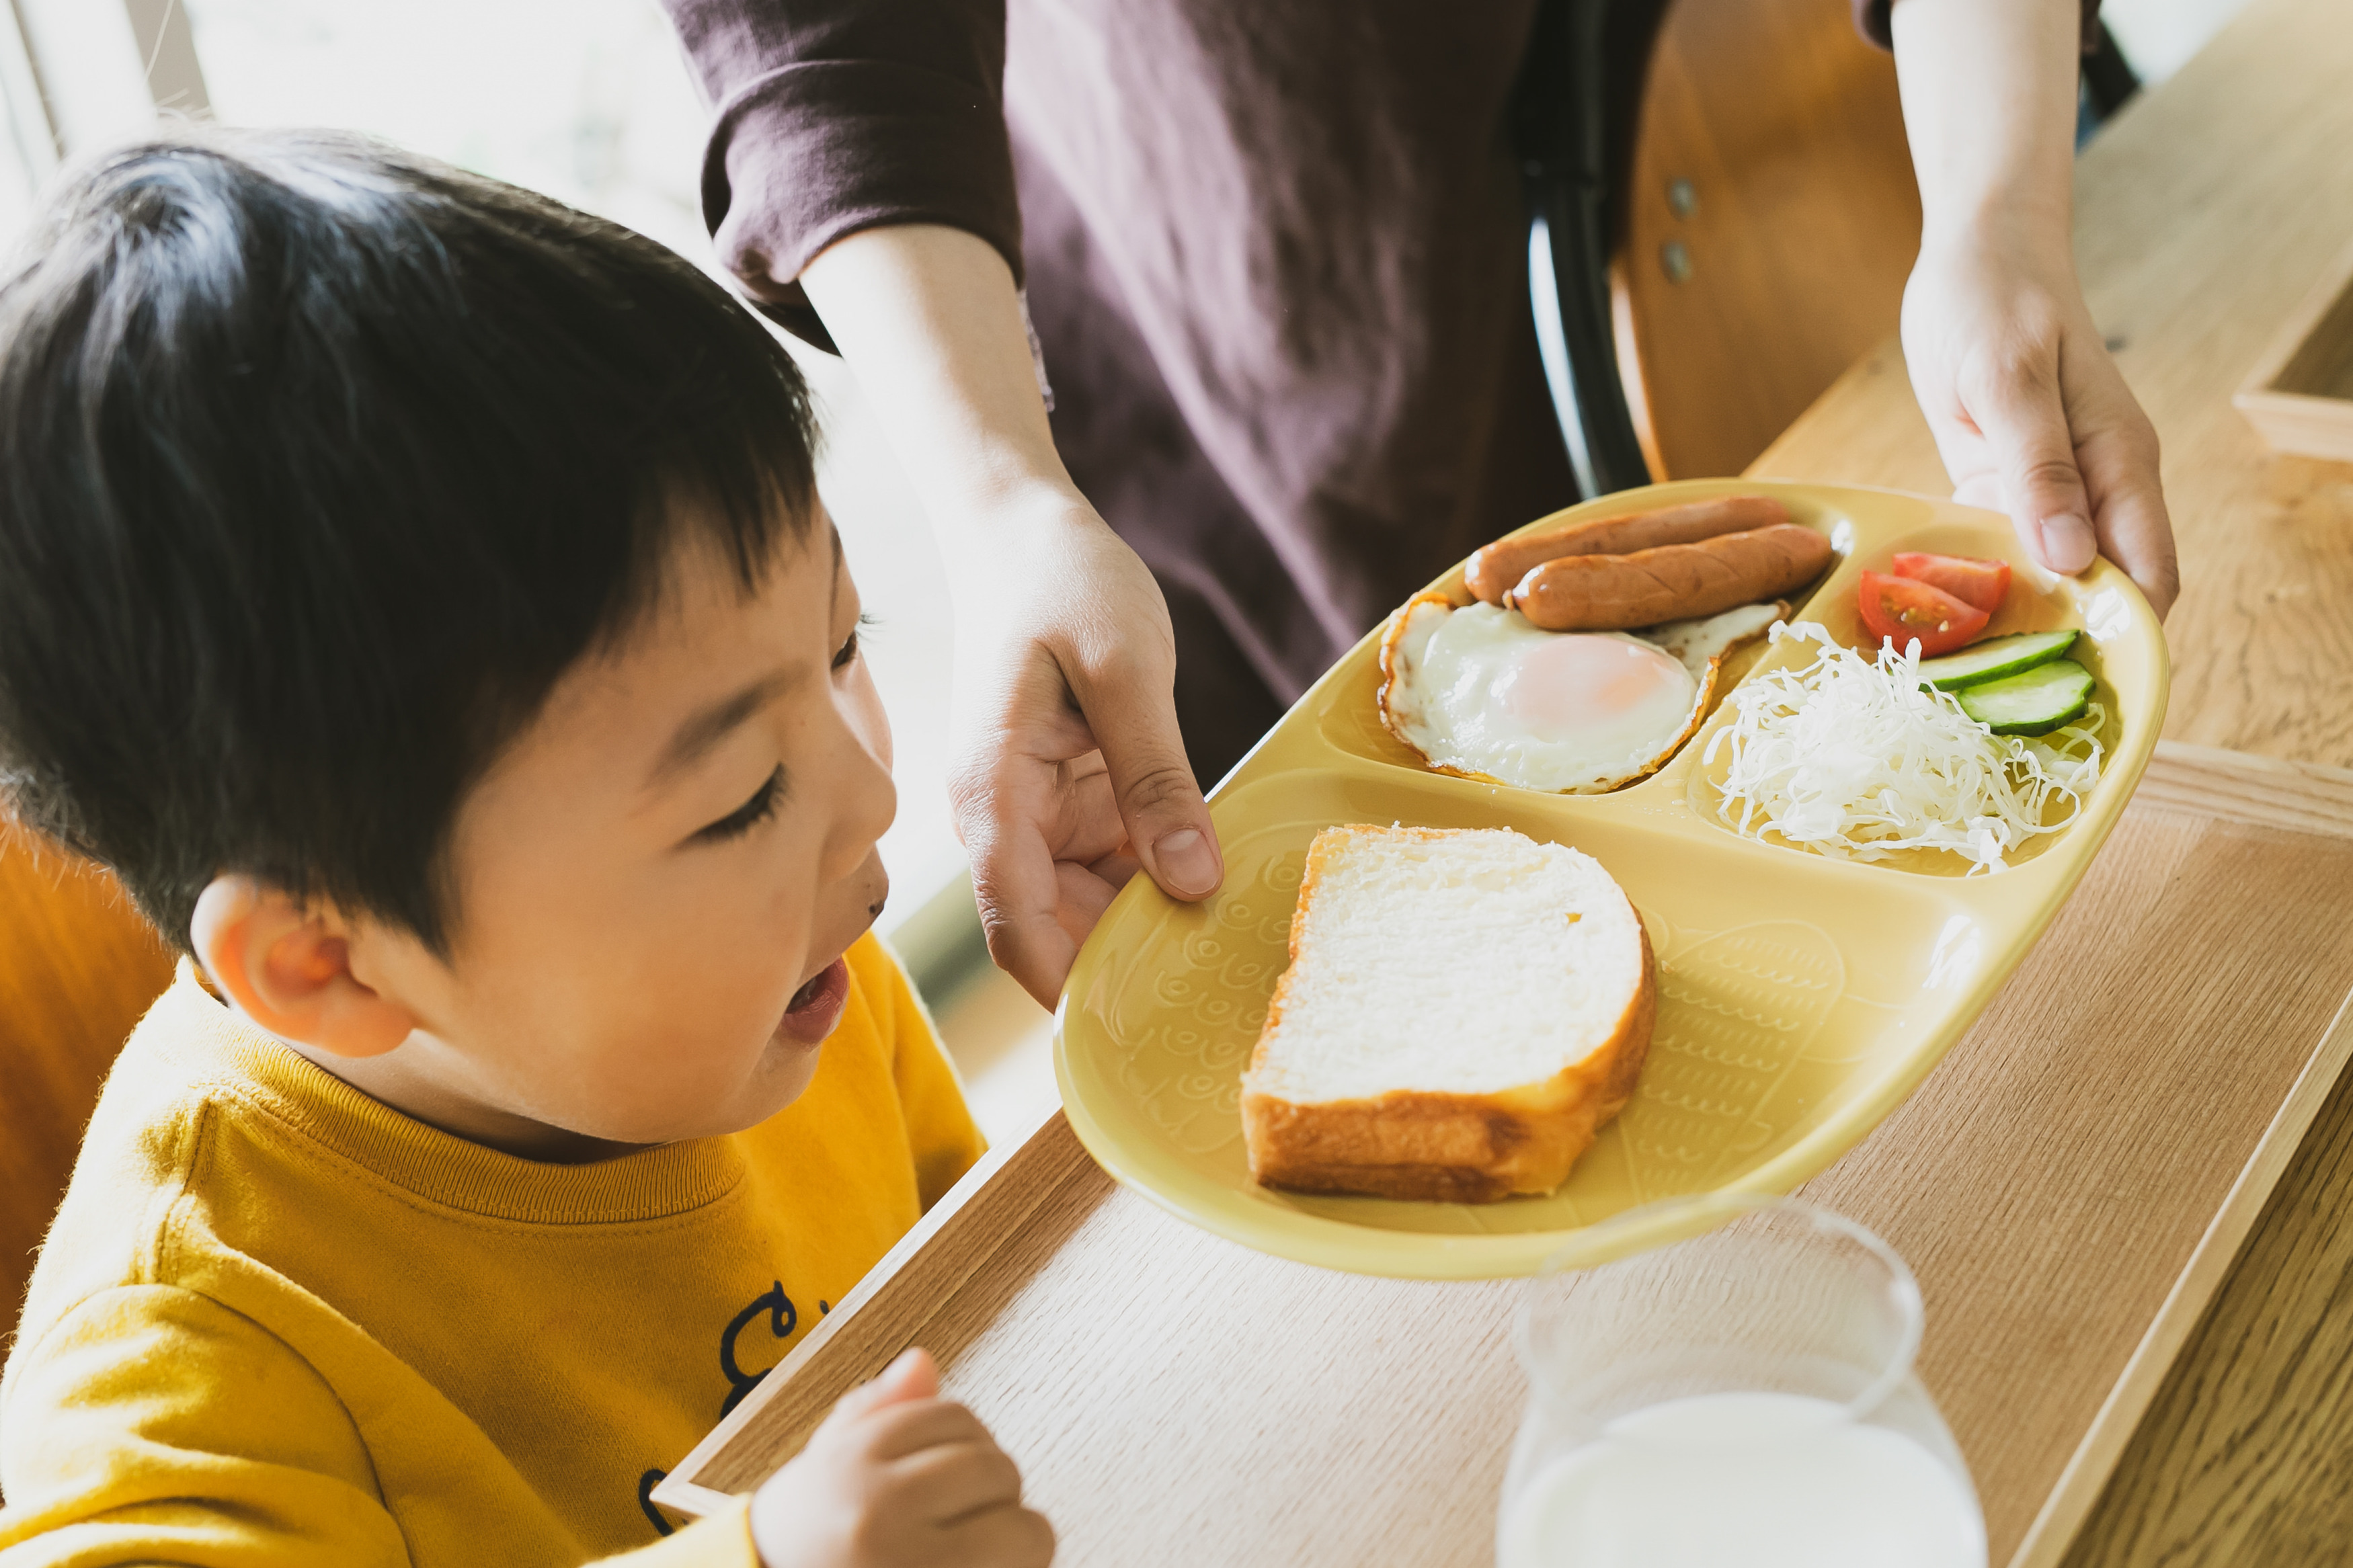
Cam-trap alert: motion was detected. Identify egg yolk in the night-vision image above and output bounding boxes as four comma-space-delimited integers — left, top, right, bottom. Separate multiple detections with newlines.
1494, 634, 1691, 730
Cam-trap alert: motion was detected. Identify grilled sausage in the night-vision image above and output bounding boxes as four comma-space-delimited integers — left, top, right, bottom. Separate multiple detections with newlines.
1506, 523, 1834, 631
1464, 495, 1792, 606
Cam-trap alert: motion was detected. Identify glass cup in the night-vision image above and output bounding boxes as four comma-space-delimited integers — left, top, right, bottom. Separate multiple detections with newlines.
1497, 1194, 1987, 1568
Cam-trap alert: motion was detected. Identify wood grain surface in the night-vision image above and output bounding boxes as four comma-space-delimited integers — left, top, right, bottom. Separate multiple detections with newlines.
2065, 1056, 2353, 1566
1747, 0, 2353, 1557
664, 758, 2353, 1568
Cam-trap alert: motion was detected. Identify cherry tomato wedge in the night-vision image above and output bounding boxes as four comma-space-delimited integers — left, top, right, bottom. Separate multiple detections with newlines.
1890, 551, 2011, 614
1856, 571, 1991, 657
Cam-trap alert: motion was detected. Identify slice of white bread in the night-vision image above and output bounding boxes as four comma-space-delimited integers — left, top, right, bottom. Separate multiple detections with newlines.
1241, 824, 1655, 1202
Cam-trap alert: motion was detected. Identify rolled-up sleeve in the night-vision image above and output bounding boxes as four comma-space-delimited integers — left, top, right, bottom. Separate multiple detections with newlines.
661, 0, 1021, 347
1852, 0, 2104, 52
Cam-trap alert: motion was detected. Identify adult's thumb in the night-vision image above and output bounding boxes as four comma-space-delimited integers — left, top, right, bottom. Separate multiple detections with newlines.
1972, 358, 2096, 574
1090, 676, 1223, 902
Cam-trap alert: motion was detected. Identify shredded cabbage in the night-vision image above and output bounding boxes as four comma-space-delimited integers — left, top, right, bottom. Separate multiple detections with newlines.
1702, 623, 2104, 874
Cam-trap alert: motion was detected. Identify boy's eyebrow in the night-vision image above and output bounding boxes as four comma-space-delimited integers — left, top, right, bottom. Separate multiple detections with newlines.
649, 667, 801, 791
649, 528, 842, 791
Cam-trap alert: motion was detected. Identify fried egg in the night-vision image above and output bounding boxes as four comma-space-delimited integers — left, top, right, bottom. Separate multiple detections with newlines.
1377, 596, 1783, 793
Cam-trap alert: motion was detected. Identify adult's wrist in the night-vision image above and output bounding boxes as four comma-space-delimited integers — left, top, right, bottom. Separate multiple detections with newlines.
1916, 187, 2076, 275
1890, 0, 2080, 278
928, 477, 1106, 557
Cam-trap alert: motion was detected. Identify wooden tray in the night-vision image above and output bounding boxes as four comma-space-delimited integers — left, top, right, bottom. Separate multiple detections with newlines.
655, 742, 2353, 1568
2235, 235, 2353, 462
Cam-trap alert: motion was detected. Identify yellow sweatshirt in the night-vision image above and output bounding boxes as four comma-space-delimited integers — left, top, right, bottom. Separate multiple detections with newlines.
0, 933, 984, 1566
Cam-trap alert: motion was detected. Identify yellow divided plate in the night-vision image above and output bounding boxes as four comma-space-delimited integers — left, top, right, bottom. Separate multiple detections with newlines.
1055, 479, 2168, 1278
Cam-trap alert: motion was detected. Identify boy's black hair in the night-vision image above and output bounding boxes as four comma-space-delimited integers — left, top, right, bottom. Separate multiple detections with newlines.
0, 127, 817, 954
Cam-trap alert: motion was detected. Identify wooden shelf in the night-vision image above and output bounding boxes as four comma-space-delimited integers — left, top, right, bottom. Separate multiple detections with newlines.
2235, 237, 2353, 463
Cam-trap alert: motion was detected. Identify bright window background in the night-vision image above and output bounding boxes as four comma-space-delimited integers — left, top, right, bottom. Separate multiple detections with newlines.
177, 0, 971, 932
183, 1, 710, 258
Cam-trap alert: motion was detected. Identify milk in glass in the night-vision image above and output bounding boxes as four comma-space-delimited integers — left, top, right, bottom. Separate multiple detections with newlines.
1497, 1390, 1986, 1568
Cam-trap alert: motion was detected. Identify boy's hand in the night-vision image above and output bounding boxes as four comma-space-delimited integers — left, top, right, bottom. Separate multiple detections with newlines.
750, 1349, 1055, 1568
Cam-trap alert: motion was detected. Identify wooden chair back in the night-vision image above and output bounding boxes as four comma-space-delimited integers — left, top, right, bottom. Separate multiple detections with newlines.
1611, 0, 1924, 480
1518, 0, 1922, 491
0, 825, 176, 1321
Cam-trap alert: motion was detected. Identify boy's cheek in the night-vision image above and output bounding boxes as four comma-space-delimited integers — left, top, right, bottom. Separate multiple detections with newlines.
622, 1027, 826, 1142
847, 665, 893, 774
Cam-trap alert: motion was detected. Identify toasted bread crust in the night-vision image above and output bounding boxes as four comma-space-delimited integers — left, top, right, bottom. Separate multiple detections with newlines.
1242, 827, 1658, 1203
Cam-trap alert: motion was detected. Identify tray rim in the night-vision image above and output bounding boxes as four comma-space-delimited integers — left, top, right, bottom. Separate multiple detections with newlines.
1054, 479, 2170, 1280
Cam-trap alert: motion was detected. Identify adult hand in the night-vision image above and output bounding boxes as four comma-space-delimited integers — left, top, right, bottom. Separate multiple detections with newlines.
750, 1348, 1055, 1568
798, 224, 1223, 1009
1900, 233, 2179, 619
1887, 0, 2178, 620
946, 493, 1223, 1007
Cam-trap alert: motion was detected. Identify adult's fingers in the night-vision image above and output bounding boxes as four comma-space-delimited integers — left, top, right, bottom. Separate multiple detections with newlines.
951, 647, 1097, 1004
2091, 474, 2179, 621
1966, 349, 2098, 576
2067, 358, 2180, 620
1053, 858, 1126, 950
2089, 435, 2174, 620
1068, 649, 1223, 904
965, 798, 1078, 1009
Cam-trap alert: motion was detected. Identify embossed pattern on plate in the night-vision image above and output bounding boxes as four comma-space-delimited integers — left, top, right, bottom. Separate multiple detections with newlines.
1059, 481, 2169, 1278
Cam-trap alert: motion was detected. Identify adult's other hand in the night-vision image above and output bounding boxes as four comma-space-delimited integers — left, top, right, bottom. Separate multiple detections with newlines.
1901, 235, 2178, 618
1890, 0, 2180, 622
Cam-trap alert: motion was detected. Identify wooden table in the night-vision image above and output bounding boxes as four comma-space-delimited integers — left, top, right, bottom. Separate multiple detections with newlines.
1749, 0, 2353, 1555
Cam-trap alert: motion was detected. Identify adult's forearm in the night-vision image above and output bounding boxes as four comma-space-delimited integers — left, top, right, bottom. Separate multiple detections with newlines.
1890, 0, 2081, 253
799, 224, 1080, 556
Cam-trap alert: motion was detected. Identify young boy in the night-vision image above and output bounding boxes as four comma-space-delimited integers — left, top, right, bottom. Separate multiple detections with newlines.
0, 128, 1053, 1567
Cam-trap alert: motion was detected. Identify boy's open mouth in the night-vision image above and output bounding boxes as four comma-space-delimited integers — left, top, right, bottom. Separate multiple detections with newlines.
778, 956, 851, 1046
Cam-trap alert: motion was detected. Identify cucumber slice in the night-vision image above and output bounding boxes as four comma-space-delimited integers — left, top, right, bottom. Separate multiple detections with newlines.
1954, 659, 2096, 735
1915, 629, 2079, 691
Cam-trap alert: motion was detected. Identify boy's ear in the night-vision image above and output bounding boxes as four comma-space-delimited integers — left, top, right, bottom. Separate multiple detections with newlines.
190, 876, 416, 1059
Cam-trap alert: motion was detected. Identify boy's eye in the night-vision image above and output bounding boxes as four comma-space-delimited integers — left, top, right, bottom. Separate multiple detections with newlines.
693, 765, 785, 844
832, 612, 876, 671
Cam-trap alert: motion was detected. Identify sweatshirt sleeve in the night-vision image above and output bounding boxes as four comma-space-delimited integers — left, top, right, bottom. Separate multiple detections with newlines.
658, 0, 1021, 350
1852, 0, 2104, 52
0, 1286, 760, 1567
